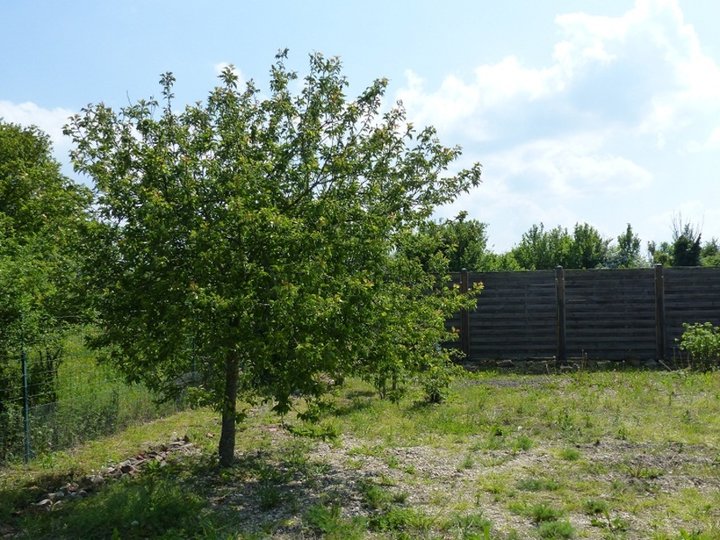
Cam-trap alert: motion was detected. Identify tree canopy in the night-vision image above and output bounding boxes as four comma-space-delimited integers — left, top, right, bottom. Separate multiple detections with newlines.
649, 218, 705, 267
0, 122, 91, 358
605, 223, 643, 268
65, 52, 482, 466
0, 122, 91, 455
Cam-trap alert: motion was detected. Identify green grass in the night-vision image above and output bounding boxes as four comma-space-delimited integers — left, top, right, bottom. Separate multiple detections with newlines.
2, 331, 183, 464
2, 369, 719, 538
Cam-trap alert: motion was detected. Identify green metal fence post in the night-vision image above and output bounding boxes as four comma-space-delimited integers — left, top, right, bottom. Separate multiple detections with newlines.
21, 338, 31, 463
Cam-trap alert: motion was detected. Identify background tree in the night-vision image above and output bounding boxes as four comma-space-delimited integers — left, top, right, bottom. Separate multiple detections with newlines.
65, 53, 482, 467
402, 212, 519, 272
568, 223, 610, 269
701, 238, 720, 267
648, 240, 672, 266
605, 223, 644, 268
649, 217, 703, 267
671, 221, 702, 267
511, 224, 568, 270
0, 122, 91, 460
511, 222, 609, 270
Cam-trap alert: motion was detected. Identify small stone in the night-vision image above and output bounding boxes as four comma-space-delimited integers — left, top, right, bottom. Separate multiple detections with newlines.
78, 489, 88, 498
34, 499, 52, 508
48, 492, 64, 501
90, 474, 104, 485
0, 524, 17, 537
120, 463, 137, 475
65, 482, 79, 493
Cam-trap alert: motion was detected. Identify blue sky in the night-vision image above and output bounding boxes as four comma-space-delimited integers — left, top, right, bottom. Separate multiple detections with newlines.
2, 0, 719, 252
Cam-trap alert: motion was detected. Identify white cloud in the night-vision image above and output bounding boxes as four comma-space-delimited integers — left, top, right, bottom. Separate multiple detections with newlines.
398, 57, 560, 140
395, 0, 720, 251
0, 100, 74, 161
487, 133, 652, 199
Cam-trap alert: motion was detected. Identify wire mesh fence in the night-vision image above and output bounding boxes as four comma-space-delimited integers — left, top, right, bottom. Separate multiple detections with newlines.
0, 331, 183, 465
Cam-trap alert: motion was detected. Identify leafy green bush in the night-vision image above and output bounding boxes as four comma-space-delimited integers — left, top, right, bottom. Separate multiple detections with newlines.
679, 322, 720, 371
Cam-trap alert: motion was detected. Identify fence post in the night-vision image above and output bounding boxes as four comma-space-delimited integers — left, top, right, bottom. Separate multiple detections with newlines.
460, 269, 470, 361
555, 266, 567, 365
654, 264, 666, 361
21, 340, 31, 464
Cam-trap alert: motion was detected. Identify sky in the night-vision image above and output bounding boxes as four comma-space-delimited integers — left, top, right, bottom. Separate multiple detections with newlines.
2, 0, 719, 252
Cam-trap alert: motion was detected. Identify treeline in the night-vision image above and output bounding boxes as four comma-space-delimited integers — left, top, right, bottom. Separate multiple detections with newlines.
413, 212, 720, 272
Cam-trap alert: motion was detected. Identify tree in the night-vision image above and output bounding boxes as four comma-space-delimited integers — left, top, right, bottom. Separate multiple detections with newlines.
605, 223, 644, 268
0, 121, 91, 363
649, 217, 703, 267
568, 223, 609, 269
65, 52, 482, 467
402, 212, 520, 272
701, 238, 720, 267
402, 212, 489, 272
511, 222, 610, 270
671, 221, 702, 267
0, 122, 91, 460
511, 223, 571, 270
648, 240, 672, 266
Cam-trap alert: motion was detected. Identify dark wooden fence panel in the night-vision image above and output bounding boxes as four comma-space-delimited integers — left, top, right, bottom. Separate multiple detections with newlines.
664, 267, 720, 356
564, 269, 656, 360
468, 271, 556, 359
450, 266, 720, 365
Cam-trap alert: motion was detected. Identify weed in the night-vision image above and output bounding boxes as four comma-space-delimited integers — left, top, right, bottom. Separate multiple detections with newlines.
22, 475, 212, 539
668, 530, 719, 540
558, 447, 581, 461
678, 322, 720, 371
459, 453, 475, 470
287, 419, 341, 441
370, 506, 434, 533
443, 512, 492, 538
530, 503, 564, 523
256, 481, 283, 510
512, 434, 533, 452
359, 481, 402, 510
584, 498, 609, 515
516, 477, 560, 492
537, 519, 575, 539
304, 504, 366, 539
624, 463, 664, 480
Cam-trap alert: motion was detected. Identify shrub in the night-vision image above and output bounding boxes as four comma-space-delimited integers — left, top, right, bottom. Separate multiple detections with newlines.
678, 322, 720, 371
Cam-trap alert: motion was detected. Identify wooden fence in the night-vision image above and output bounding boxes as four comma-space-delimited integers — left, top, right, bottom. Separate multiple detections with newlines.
450, 266, 720, 365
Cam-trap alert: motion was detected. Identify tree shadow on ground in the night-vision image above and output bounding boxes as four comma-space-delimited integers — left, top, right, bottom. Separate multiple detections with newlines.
9, 438, 385, 539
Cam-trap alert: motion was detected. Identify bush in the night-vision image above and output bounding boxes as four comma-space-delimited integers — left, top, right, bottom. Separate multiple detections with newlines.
678, 322, 720, 371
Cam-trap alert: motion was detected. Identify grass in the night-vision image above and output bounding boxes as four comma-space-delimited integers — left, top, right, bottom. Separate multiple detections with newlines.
1, 368, 719, 538
2, 331, 182, 464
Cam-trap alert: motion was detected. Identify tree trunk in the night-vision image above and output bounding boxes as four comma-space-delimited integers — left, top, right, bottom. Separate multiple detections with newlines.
218, 351, 239, 467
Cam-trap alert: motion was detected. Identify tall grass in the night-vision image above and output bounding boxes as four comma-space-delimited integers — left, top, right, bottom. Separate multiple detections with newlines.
2, 330, 182, 464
